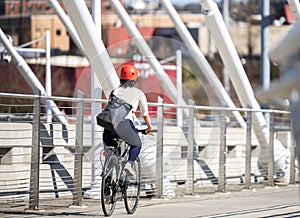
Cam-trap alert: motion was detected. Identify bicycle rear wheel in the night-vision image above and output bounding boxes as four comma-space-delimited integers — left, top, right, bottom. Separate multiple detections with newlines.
101, 154, 118, 217
124, 157, 141, 214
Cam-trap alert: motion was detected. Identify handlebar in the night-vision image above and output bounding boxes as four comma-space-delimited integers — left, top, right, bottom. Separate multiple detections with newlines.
137, 129, 157, 135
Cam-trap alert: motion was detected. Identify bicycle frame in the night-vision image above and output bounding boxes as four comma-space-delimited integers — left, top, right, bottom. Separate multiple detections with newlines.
101, 138, 141, 216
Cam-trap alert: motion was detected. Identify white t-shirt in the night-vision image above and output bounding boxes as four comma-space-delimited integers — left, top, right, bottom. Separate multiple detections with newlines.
113, 86, 149, 121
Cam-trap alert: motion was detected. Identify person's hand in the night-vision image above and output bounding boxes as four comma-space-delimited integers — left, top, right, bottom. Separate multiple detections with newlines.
145, 126, 152, 134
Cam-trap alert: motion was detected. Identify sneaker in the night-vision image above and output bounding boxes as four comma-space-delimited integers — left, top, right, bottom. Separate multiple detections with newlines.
123, 162, 136, 177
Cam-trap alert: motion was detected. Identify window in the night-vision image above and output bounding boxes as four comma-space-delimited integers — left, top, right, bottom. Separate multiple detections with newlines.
56, 29, 61, 36
27, 4, 33, 12
9, 4, 15, 12
181, 146, 187, 159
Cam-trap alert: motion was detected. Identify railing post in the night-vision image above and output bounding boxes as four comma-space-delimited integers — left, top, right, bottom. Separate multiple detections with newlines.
72, 91, 84, 206
268, 110, 275, 186
28, 89, 41, 210
186, 99, 195, 195
155, 97, 164, 198
289, 116, 296, 184
245, 106, 252, 188
218, 106, 227, 192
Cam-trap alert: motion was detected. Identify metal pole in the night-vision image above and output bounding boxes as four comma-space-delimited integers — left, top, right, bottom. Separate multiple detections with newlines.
72, 91, 84, 206
83, 0, 103, 200
176, 50, 183, 127
222, 0, 230, 26
288, 126, 295, 184
268, 111, 275, 186
218, 106, 227, 192
28, 89, 41, 210
155, 97, 164, 198
207, 28, 214, 59
45, 30, 52, 123
222, 0, 230, 93
186, 99, 195, 195
290, 91, 300, 184
245, 106, 252, 188
90, 0, 103, 189
260, 0, 270, 91
92, 0, 101, 35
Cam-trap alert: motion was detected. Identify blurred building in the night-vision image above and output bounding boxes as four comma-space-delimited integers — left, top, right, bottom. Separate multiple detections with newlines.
0, 0, 77, 52
0, 0, 204, 55
0, 0, 295, 105
0, 0, 203, 108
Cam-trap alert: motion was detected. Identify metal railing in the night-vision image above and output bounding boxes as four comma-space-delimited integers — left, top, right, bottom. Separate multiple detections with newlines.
0, 91, 298, 211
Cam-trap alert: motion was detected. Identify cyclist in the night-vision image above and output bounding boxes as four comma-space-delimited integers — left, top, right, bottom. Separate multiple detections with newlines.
102, 64, 152, 176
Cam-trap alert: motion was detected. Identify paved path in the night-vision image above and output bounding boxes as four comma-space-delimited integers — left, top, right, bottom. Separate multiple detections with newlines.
0, 185, 299, 218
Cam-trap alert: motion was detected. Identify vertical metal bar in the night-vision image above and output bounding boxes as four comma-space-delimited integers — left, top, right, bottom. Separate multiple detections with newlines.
222, 0, 230, 93
45, 29, 52, 123
290, 93, 300, 184
268, 111, 275, 186
218, 106, 227, 192
289, 116, 296, 184
89, 0, 103, 196
186, 100, 195, 195
260, 0, 270, 91
245, 106, 252, 188
155, 97, 164, 198
72, 91, 84, 206
176, 50, 183, 127
28, 90, 41, 210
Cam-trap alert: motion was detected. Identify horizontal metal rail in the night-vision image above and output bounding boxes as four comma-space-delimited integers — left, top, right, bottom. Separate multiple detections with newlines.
0, 92, 296, 210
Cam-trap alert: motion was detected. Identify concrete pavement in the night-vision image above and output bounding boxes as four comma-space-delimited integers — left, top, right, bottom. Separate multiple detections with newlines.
0, 184, 299, 218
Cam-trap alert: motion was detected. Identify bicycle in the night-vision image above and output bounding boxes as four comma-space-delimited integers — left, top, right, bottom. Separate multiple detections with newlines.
101, 129, 147, 217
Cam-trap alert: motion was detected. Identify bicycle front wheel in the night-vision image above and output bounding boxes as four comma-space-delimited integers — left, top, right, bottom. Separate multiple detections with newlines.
124, 157, 141, 214
101, 153, 118, 217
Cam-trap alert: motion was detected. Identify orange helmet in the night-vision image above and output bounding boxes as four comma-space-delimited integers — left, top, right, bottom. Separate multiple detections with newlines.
119, 65, 139, 81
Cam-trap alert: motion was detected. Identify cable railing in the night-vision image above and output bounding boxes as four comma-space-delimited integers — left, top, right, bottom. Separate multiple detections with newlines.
0, 91, 298, 211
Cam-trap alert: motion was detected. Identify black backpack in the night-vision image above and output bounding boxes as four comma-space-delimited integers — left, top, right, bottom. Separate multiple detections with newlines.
96, 94, 132, 131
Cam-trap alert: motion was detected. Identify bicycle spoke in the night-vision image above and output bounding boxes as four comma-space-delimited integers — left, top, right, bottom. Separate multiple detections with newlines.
101, 155, 118, 216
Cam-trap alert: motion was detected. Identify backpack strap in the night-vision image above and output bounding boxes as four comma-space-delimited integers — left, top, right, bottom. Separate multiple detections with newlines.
108, 90, 115, 100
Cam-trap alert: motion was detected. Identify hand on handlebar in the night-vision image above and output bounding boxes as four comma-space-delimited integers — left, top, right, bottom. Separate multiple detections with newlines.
145, 127, 152, 134
138, 127, 154, 135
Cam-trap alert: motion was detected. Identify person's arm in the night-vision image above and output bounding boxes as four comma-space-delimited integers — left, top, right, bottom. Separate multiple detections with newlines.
143, 115, 152, 134
139, 91, 152, 133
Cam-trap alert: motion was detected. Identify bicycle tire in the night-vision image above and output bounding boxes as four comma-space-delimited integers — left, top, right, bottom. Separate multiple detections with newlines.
101, 153, 118, 217
124, 157, 141, 214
